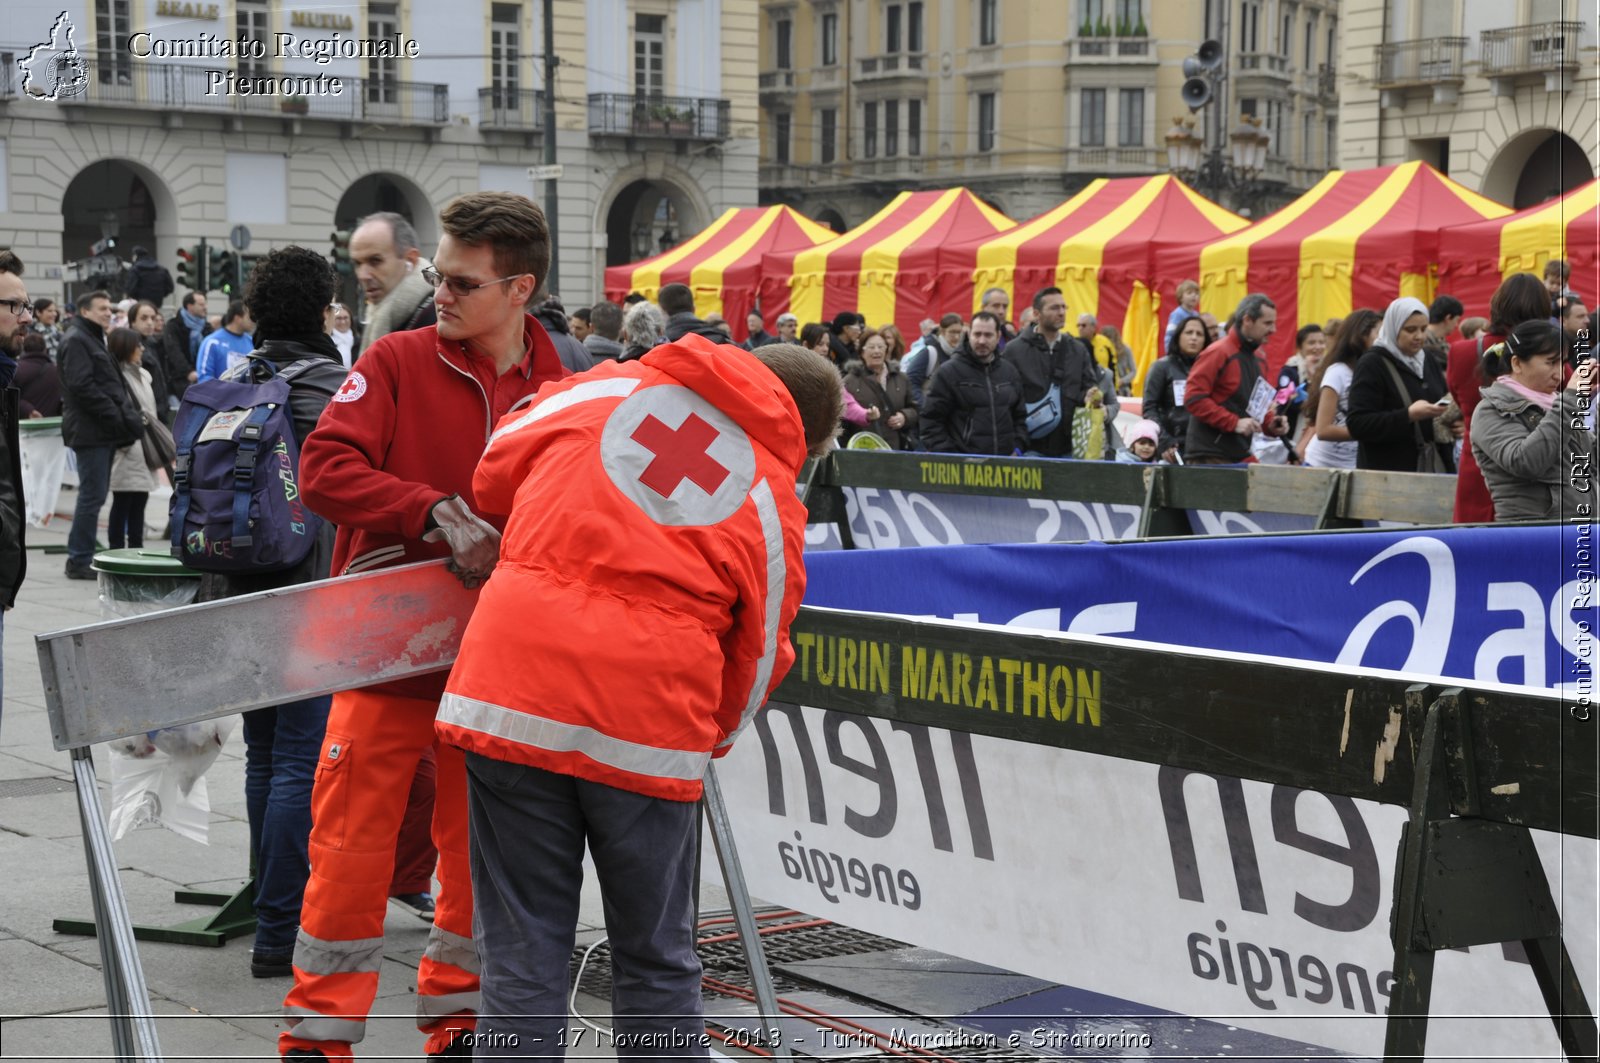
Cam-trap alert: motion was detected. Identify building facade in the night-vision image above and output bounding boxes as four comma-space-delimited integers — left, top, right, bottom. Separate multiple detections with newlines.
755, 0, 1340, 227
1341, 0, 1597, 207
0, 0, 759, 309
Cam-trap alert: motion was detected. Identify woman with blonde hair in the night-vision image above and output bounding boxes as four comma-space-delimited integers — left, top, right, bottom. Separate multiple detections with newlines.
879, 323, 908, 362
842, 327, 917, 448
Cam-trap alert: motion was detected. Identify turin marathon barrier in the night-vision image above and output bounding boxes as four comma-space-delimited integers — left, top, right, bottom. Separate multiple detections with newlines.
35, 560, 794, 1062
724, 606, 1598, 1061
801, 450, 1456, 548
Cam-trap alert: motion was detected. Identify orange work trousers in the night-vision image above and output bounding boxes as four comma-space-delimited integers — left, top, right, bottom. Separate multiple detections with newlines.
279, 689, 477, 1059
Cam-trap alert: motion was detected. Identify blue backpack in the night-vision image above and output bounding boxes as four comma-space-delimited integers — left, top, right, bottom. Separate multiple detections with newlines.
169, 357, 322, 573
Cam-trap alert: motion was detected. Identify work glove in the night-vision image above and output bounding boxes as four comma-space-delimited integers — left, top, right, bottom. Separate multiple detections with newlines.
422, 494, 500, 589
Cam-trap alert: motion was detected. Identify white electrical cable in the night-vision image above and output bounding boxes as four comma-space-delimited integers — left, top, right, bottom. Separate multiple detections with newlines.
569, 935, 614, 1039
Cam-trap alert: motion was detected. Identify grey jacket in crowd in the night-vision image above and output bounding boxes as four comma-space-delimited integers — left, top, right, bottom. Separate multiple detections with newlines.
1470, 380, 1596, 521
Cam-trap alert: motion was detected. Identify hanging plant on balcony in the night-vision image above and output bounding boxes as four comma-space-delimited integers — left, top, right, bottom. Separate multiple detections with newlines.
1096, 16, 1112, 37
1134, 12, 1148, 36
1079, 14, 1094, 38
1116, 16, 1129, 36
280, 95, 310, 115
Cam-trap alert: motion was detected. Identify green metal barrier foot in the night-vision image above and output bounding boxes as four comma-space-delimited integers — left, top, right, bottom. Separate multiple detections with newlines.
54, 880, 256, 947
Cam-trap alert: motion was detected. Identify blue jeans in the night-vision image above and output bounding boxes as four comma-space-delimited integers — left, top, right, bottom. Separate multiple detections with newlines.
67, 445, 114, 567
466, 754, 707, 1060
243, 696, 332, 952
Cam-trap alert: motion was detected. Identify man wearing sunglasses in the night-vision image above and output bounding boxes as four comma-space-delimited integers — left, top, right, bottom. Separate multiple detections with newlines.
283, 192, 568, 1062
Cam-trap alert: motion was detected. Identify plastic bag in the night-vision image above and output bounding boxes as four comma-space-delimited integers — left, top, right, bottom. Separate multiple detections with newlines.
107, 718, 235, 844
97, 574, 200, 619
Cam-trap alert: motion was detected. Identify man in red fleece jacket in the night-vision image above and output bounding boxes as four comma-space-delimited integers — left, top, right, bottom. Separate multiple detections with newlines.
279, 192, 566, 1061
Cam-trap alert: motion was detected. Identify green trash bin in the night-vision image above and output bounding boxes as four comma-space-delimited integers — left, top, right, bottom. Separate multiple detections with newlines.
91, 548, 202, 620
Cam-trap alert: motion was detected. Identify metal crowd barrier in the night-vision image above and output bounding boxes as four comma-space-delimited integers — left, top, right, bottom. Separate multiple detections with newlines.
802, 450, 1457, 545
37, 559, 1594, 1061
35, 560, 790, 1062
769, 607, 1598, 1061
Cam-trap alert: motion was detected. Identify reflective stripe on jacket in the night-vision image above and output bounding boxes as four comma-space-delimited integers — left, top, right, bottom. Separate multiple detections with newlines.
437, 335, 809, 801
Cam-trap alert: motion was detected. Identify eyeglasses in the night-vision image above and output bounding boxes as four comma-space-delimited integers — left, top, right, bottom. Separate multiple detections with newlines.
421, 266, 530, 297
0, 298, 32, 317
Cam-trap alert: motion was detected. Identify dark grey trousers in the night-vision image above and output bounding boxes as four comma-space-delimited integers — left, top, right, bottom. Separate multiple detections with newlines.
465, 753, 709, 1060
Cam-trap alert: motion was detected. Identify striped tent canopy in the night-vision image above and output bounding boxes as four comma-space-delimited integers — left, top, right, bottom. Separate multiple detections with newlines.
603, 205, 836, 343
1436, 179, 1600, 316
1161, 161, 1511, 370
935, 175, 1246, 395
757, 188, 1015, 340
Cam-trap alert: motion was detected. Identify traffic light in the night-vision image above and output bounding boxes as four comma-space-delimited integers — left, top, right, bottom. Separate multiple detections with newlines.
330, 230, 353, 277
210, 248, 238, 296
238, 254, 262, 294
175, 246, 204, 291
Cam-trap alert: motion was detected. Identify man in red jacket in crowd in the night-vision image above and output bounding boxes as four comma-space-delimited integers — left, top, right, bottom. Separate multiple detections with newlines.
1183, 293, 1289, 464
435, 336, 841, 1057
279, 192, 567, 1061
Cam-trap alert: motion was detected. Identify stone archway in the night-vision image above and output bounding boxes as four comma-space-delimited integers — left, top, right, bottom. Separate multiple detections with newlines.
60, 158, 180, 304
1483, 129, 1596, 209
812, 206, 848, 234
603, 180, 698, 268
333, 172, 437, 247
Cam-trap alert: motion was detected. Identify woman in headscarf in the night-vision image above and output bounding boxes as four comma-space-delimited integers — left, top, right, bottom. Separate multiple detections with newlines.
1345, 296, 1457, 473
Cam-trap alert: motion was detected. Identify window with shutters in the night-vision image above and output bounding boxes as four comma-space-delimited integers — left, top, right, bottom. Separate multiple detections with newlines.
490, 4, 520, 110
367, 3, 399, 104
94, 0, 131, 84
979, 0, 998, 45
978, 92, 997, 151
821, 12, 839, 65
864, 101, 878, 157
908, 99, 922, 155
820, 108, 837, 163
885, 99, 900, 156
237, 0, 269, 78
886, 4, 902, 52
1080, 88, 1105, 147
635, 14, 666, 98
775, 112, 791, 164
776, 18, 792, 69
1117, 88, 1143, 146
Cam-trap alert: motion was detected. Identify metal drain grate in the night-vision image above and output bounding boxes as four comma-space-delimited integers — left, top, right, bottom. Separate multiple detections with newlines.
0, 776, 75, 799
568, 914, 1042, 1062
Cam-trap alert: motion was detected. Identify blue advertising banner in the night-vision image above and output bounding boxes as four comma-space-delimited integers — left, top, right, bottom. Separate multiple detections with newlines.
801, 523, 1598, 691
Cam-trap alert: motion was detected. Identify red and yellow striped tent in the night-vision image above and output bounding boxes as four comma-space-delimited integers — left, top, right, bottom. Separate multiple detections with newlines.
1164, 161, 1510, 370
757, 188, 1015, 340
935, 175, 1246, 394
603, 205, 835, 343
1436, 179, 1600, 316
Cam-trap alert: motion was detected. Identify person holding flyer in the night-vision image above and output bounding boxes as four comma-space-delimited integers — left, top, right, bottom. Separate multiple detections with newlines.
1182, 293, 1288, 464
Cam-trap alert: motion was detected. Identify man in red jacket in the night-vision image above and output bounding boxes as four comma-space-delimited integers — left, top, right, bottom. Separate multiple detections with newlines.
279, 192, 567, 1061
1183, 293, 1289, 464
436, 337, 841, 1057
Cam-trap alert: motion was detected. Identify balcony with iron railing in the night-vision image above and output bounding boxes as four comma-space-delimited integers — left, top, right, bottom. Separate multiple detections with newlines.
855, 54, 928, 81
54, 54, 448, 125
759, 69, 797, 107
1235, 51, 1292, 83
1481, 21, 1584, 92
478, 87, 545, 132
1374, 37, 1467, 105
587, 93, 730, 140
1066, 145, 1161, 172
1317, 63, 1338, 99
1069, 36, 1155, 63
